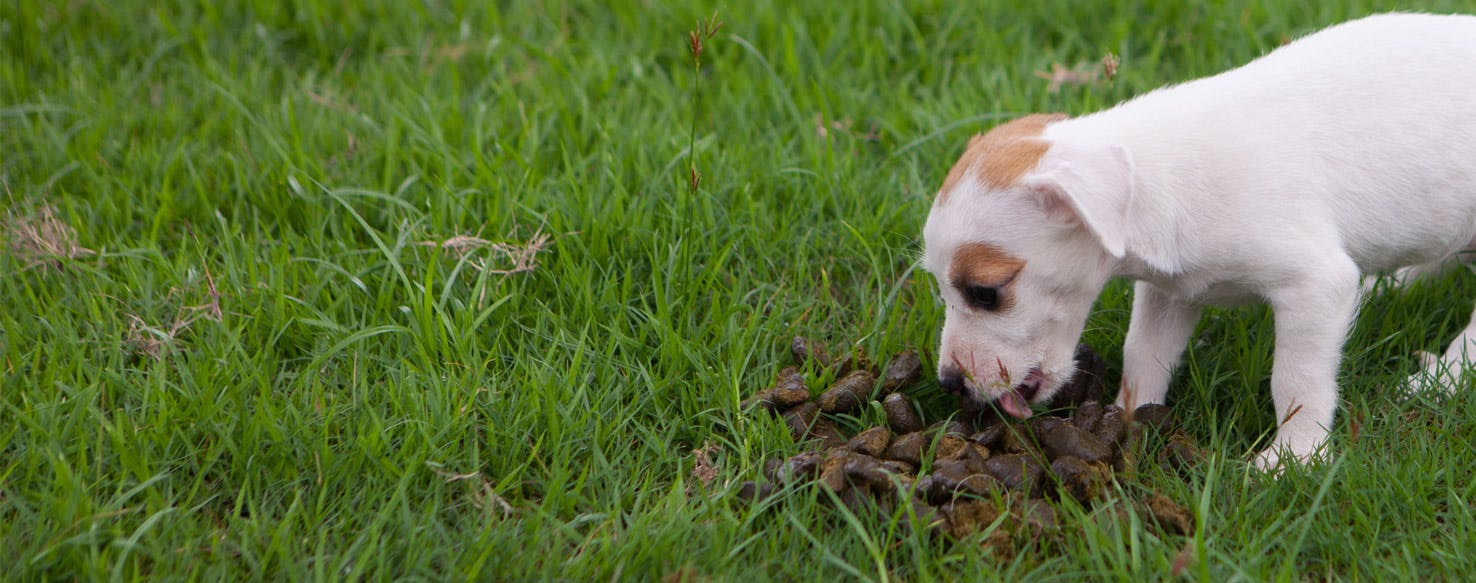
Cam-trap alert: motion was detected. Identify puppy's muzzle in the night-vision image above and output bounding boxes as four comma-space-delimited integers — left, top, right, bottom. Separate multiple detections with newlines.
939, 364, 1043, 419
938, 367, 967, 396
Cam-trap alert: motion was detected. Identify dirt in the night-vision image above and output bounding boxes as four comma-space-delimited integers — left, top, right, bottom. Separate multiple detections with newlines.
736, 337, 1202, 548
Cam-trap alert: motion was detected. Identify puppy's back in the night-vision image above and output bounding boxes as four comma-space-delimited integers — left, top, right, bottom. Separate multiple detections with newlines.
1052, 12, 1476, 274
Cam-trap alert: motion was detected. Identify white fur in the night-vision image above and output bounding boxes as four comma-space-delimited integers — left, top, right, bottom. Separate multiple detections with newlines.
923, 13, 1476, 470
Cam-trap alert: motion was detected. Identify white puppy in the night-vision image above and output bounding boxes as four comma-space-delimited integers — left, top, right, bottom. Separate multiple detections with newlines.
921, 13, 1476, 469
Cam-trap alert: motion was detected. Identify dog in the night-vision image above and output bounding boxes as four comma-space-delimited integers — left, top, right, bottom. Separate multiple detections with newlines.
921, 13, 1476, 469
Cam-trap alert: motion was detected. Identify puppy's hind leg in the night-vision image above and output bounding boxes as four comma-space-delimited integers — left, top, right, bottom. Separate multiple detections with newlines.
1403, 301, 1476, 396
1117, 281, 1201, 410
1400, 243, 1476, 395
1360, 257, 1460, 297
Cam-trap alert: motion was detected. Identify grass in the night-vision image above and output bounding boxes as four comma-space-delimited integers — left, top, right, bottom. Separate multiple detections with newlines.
3, 0, 1475, 579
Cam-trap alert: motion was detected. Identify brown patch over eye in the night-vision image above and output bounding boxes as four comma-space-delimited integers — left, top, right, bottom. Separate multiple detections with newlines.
949, 242, 1025, 311
935, 113, 1067, 204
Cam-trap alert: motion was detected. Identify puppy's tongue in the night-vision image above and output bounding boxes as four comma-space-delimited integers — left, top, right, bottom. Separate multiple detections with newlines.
999, 389, 1034, 419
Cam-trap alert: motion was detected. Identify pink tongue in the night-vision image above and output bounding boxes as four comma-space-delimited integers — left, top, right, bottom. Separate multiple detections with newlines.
999, 389, 1034, 419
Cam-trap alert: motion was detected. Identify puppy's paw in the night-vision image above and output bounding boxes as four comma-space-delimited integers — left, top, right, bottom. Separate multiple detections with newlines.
1253, 429, 1329, 473
1252, 446, 1325, 474
1402, 350, 1459, 396
1251, 447, 1286, 474
1358, 274, 1386, 297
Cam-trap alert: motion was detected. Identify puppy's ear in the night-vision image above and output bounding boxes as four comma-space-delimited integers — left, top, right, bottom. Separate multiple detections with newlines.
1020, 142, 1134, 259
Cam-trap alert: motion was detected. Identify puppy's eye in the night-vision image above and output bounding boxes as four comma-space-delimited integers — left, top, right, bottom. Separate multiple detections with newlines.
963, 284, 1001, 311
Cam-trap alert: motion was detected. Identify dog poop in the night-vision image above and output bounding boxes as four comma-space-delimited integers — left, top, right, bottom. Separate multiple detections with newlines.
880, 349, 923, 391
743, 365, 811, 411
881, 393, 925, 434
734, 481, 779, 503
1047, 343, 1112, 407
738, 340, 1200, 545
765, 451, 822, 484
940, 498, 1005, 539
1130, 403, 1174, 431
1093, 405, 1127, 446
1050, 455, 1112, 503
817, 369, 879, 414
843, 453, 909, 493
1159, 430, 1204, 473
781, 401, 820, 441
791, 335, 869, 376
917, 459, 1002, 503
1039, 423, 1114, 464
985, 453, 1046, 496
810, 418, 849, 449
846, 426, 893, 458
790, 336, 831, 367
883, 431, 928, 467
1142, 493, 1195, 536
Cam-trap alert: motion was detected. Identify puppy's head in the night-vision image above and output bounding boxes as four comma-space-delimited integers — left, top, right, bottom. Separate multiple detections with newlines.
922, 114, 1133, 418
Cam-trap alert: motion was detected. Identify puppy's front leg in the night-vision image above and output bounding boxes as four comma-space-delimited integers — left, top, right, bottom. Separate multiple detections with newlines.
1118, 281, 1201, 409
1258, 258, 1360, 470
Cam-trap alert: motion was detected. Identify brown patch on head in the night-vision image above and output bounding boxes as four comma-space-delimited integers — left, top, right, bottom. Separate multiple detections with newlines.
936, 113, 1067, 204
949, 242, 1026, 310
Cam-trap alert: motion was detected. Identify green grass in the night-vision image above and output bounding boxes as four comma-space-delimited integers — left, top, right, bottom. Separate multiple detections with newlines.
3, 0, 1475, 579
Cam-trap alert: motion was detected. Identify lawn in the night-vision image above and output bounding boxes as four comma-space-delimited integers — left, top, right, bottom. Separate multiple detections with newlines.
3, 0, 1475, 579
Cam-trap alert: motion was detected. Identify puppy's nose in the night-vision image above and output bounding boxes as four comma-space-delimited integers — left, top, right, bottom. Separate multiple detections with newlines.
939, 368, 966, 395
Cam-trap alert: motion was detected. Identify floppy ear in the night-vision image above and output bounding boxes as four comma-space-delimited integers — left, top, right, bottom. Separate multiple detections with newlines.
1020, 142, 1135, 259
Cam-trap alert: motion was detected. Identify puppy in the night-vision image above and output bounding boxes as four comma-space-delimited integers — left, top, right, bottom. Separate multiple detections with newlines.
921, 13, 1476, 469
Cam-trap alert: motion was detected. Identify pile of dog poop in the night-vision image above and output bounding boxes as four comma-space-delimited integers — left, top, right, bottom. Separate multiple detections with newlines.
736, 337, 1198, 552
